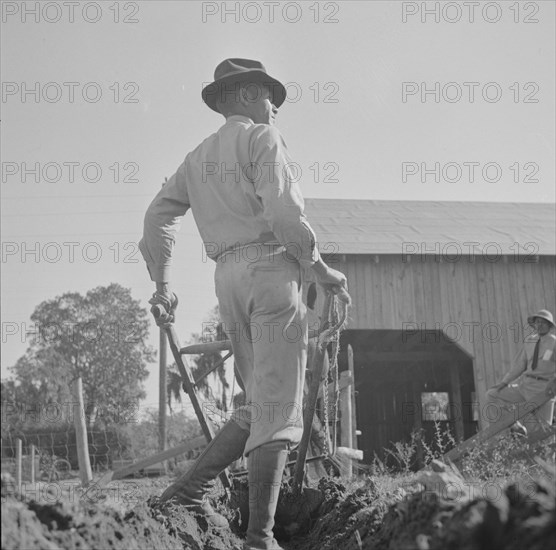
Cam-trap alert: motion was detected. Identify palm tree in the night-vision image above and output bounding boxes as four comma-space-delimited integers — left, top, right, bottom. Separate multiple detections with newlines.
166, 306, 231, 414
166, 367, 183, 414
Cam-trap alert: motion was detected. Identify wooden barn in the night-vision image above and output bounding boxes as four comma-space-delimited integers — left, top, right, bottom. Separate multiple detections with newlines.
303, 199, 556, 464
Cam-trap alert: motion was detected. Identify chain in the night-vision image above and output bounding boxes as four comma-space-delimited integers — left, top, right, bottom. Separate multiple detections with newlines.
322, 361, 331, 456
329, 298, 341, 455
329, 348, 339, 455
320, 296, 344, 458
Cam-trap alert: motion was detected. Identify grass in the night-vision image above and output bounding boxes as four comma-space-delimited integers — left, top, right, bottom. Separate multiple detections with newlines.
356, 422, 556, 503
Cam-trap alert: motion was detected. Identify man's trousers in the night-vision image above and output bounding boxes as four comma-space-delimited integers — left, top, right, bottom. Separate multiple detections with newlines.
214, 244, 307, 456
485, 376, 555, 431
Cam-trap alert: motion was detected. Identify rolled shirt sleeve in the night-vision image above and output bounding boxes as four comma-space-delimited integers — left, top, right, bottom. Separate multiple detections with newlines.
501, 345, 528, 385
249, 125, 320, 268
139, 161, 190, 282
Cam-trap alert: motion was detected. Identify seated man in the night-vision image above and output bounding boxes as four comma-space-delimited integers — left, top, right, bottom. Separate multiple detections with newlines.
486, 309, 556, 436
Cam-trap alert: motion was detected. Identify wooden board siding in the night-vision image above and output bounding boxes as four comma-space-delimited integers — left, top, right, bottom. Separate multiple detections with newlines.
318, 254, 556, 427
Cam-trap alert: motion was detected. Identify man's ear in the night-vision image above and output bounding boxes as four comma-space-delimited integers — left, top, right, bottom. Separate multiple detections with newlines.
237, 86, 249, 107
240, 83, 263, 106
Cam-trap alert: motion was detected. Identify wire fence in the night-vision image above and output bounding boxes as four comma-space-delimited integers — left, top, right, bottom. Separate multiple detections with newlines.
1, 401, 208, 480
2, 428, 126, 471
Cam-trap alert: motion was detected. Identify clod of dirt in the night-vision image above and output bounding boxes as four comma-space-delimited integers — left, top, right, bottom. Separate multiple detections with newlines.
501, 479, 556, 550
285, 474, 556, 550
1, 488, 184, 550
2, 498, 61, 550
435, 496, 510, 550
415, 460, 475, 502
287, 478, 396, 550
148, 496, 244, 550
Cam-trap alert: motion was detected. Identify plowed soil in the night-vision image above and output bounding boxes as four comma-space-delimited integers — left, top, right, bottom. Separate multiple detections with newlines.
2, 470, 555, 550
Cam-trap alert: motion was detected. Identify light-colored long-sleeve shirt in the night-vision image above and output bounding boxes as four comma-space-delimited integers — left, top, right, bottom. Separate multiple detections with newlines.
139, 115, 320, 282
501, 331, 556, 384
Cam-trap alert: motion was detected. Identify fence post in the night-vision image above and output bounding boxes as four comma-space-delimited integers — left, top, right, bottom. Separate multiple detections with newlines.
159, 329, 167, 456
71, 377, 93, 487
16, 438, 22, 492
30, 444, 35, 485
339, 371, 353, 478
347, 344, 358, 447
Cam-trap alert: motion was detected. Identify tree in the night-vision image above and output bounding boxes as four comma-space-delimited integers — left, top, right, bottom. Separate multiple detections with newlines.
7, 283, 155, 428
166, 368, 182, 414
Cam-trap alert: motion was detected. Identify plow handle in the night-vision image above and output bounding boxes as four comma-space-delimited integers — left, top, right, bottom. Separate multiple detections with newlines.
293, 293, 333, 493
150, 303, 166, 319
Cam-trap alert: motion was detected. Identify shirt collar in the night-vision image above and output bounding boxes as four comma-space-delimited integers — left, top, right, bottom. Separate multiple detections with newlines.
225, 115, 254, 125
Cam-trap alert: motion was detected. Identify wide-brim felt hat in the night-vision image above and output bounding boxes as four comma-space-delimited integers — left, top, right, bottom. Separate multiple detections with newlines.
527, 309, 555, 328
202, 58, 287, 113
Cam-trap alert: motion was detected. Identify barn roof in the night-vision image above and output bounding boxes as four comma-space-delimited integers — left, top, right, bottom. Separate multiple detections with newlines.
304, 199, 556, 256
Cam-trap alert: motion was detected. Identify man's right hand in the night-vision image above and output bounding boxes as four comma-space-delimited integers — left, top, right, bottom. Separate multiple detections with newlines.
149, 283, 178, 326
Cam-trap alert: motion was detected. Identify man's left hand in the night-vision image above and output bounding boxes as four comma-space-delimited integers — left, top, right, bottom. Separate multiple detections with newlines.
545, 379, 556, 397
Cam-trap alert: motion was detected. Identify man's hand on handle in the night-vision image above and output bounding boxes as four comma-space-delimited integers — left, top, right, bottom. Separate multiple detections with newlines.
312, 260, 351, 305
149, 282, 178, 327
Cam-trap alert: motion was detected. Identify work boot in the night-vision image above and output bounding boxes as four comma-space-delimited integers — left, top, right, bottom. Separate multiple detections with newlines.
160, 420, 249, 528
510, 420, 528, 438
244, 440, 289, 550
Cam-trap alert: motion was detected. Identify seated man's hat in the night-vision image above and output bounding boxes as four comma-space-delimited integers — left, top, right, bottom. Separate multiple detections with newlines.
202, 58, 287, 113
527, 309, 555, 328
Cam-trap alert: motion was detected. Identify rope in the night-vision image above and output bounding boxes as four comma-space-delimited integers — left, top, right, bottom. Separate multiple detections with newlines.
323, 368, 331, 456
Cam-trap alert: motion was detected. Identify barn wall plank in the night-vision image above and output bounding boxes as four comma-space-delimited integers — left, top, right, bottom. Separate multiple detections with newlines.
381, 257, 397, 328
495, 259, 517, 381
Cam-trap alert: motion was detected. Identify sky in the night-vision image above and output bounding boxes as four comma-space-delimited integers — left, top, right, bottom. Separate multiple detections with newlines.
1, 0, 555, 411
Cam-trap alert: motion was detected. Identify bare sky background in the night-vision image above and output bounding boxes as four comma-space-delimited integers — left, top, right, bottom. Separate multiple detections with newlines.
2, 0, 555, 408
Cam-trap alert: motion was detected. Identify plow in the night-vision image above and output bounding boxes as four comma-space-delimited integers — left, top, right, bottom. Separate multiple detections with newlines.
96, 287, 357, 530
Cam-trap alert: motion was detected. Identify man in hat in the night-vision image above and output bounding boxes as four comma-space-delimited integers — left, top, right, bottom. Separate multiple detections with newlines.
139, 59, 350, 550
485, 309, 556, 435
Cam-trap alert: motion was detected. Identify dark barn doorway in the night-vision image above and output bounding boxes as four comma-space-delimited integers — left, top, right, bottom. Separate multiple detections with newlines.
339, 329, 477, 469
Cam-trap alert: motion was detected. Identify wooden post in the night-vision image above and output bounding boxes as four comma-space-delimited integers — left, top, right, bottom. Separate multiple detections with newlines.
16, 438, 22, 492
30, 444, 36, 484
159, 329, 167, 455
339, 370, 353, 478
158, 180, 168, 460
71, 377, 93, 487
443, 390, 552, 463
449, 363, 464, 444
411, 377, 424, 468
347, 345, 358, 448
